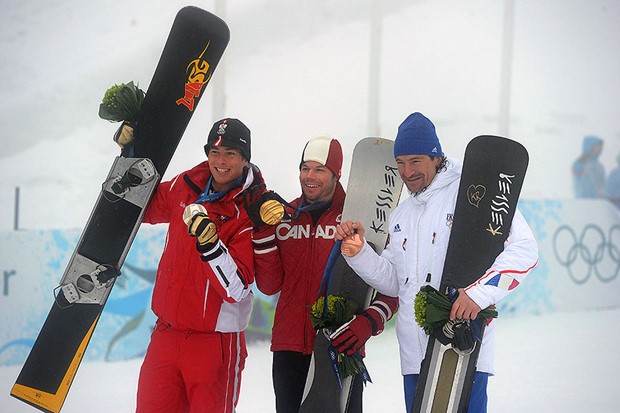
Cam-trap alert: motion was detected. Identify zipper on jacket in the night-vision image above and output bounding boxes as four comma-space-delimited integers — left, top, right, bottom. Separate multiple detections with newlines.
414, 204, 424, 283
304, 207, 334, 353
425, 232, 436, 284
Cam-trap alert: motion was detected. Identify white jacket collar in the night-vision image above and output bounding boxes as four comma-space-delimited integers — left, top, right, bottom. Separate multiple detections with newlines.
410, 157, 461, 204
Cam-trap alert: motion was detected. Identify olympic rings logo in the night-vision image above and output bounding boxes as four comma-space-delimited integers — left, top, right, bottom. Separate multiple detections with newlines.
552, 224, 620, 284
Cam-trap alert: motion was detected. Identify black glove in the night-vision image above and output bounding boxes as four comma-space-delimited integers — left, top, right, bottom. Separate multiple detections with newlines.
184, 204, 219, 253
247, 191, 285, 228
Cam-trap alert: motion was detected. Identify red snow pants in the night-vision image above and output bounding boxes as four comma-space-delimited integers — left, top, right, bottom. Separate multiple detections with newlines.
136, 324, 247, 413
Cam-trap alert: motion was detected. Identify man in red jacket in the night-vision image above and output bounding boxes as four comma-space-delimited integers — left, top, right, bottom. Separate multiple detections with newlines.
252, 135, 399, 413
135, 118, 267, 413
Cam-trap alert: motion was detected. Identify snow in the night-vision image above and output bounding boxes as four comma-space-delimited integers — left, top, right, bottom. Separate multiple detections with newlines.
2, 308, 619, 412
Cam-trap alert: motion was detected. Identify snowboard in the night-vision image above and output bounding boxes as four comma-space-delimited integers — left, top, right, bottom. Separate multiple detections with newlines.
10, 7, 229, 413
412, 135, 529, 413
300, 137, 403, 413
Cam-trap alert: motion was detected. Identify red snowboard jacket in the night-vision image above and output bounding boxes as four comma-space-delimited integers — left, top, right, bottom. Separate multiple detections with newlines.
144, 161, 264, 333
253, 183, 398, 354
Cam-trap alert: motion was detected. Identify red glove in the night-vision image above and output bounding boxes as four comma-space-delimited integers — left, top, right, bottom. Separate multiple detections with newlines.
330, 315, 372, 356
330, 294, 397, 356
330, 307, 385, 356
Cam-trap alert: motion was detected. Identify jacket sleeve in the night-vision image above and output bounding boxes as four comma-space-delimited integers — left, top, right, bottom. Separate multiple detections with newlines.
341, 207, 403, 296
199, 218, 255, 303
464, 208, 539, 309
251, 225, 285, 295
365, 292, 399, 335
143, 174, 183, 224
343, 239, 401, 297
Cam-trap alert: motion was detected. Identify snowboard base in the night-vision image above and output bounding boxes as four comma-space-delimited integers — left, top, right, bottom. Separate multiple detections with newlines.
416, 341, 475, 412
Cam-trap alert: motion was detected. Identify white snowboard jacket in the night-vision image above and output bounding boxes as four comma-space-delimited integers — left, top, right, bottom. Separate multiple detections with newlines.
343, 157, 538, 375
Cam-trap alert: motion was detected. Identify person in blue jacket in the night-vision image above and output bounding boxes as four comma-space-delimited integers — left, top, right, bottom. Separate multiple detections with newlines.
605, 151, 620, 208
572, 135, 605, 198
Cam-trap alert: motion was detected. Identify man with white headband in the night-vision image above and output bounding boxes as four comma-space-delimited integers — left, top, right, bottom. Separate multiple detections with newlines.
251, 135, 399, 413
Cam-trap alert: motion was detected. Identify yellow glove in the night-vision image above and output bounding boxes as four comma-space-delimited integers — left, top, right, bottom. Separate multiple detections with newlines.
184, 204, 219, 253
113, 121, 136, 148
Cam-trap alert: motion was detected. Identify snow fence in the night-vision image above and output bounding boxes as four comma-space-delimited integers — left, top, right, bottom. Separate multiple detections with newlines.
1, 199, 619, 366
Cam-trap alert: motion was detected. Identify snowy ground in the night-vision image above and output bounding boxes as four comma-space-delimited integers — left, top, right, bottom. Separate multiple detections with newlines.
2, 308, 619, 412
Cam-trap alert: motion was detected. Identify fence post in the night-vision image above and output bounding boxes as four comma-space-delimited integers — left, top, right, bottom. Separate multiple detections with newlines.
14, 186, 20, 231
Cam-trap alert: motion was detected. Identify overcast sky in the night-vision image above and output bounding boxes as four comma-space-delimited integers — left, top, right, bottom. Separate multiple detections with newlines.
1, 0, 618, 228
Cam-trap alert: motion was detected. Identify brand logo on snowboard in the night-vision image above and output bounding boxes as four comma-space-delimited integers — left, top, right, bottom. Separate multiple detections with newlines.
369, 165, 400, 235
485, 173, 517, 236
176, 41, 213, 111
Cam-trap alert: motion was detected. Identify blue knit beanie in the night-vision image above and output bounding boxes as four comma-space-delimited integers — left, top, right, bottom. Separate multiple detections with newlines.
394, 112, 443, 158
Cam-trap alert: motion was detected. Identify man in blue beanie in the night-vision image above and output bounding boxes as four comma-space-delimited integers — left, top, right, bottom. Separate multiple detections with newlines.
335, 112, 539, 412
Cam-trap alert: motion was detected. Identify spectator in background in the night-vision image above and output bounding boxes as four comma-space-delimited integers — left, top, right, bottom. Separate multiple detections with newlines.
572, 135, 605, 198
605, 151, 620, 209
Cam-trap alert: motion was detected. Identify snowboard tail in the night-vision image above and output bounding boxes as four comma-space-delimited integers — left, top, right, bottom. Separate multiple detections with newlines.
300, 138, 403, 413
412, 135, 529, 413
11, 7, 229, 413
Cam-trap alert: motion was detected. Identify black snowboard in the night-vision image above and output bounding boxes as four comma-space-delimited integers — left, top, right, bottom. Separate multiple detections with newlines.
412, 135, 529, 413
10, 8, 229, 413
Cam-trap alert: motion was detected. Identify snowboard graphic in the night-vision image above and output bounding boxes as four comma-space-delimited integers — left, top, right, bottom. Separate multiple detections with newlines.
300, 137, 403, 413
412, 135, 529, 413
11, 7, 229, 413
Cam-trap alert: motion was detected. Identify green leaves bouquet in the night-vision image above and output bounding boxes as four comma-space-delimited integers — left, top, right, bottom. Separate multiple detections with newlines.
98, 81, 145, 123
310, 294, 368, 379
414, 285, 498, 336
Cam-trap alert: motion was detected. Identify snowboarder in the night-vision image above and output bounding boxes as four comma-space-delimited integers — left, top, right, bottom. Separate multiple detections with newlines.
251, 135, 399, 413
335, 112, 538, 412
122, 118, 268, 413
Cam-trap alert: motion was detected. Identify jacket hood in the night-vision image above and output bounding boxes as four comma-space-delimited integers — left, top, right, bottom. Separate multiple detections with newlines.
582, 135, 603, 157
411, 157, 461, 203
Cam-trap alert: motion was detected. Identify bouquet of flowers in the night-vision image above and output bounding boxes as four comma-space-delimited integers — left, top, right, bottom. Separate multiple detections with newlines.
310, 294, 368, 379
98, 81, 145, 123
414, 285, 498, 336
